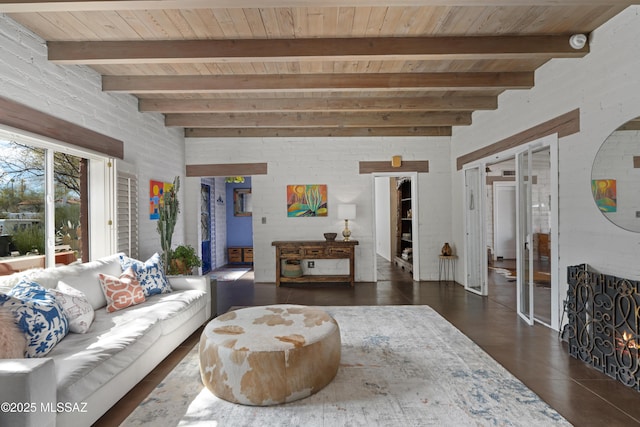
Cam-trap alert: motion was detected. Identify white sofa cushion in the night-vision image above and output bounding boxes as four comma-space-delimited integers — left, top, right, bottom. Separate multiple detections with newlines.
25, 253, 124, 310
48, 288, 206, 403
115, 289, 207, 336
48, 304, 162, 404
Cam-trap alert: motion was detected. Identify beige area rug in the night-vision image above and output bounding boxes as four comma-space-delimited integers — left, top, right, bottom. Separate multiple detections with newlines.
122, 305, 570, 427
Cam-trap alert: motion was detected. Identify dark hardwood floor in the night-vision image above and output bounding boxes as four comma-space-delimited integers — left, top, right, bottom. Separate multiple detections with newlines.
96, 258, 640, 426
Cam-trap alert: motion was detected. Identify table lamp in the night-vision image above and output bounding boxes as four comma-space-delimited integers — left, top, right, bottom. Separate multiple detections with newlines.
337, 204, 356, 241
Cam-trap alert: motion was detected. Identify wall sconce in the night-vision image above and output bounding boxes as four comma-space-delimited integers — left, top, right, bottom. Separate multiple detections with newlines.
392, 155, 402, 168
337, 204, 356, 241
216, 196, 224, 205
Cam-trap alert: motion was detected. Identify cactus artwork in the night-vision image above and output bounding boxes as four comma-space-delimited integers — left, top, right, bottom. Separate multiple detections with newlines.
287, 184, 328, 217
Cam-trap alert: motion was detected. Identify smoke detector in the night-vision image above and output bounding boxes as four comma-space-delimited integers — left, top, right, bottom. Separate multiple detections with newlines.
569, 34, 587, 50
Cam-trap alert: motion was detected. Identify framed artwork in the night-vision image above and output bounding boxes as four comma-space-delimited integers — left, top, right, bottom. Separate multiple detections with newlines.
149, 180, 173, 220
592, 179, 617, 212
287, 184, 328, 217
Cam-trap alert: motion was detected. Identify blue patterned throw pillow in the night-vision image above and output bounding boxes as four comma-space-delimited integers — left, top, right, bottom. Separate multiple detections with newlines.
0, 280, 69, 357
118, 253, 172, 297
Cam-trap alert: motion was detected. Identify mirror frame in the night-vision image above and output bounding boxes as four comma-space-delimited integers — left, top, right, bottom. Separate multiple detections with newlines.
233, 188, 252, 217
590, 115, 640, 232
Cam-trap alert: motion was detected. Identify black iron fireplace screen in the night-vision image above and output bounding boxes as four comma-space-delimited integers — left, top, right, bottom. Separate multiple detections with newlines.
564, 264, 640, 390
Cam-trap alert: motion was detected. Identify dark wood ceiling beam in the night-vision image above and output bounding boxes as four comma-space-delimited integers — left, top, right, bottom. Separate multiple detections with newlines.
185, 126, 452, 138
0, 1, 635, 13
140, 96, 497, 113
0, 95, 123, 158
186, 163, 268, 177
166, 111, 471, 127
48, 36, 587, 65
104, 72, 533, 93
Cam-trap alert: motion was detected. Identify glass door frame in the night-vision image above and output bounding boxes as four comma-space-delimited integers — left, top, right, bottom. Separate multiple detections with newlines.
516, 148, 534, 325
462, 164, 487, 296
515, 135, 559, 328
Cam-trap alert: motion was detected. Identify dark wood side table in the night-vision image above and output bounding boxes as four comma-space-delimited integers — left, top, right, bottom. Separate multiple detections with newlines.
272, 240, 359, 287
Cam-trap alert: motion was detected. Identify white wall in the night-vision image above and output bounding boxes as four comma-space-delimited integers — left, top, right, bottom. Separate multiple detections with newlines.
374, 177, 391, 261
185, 137, 452, 283
450, 7, 640, 316
0, 14, 186, 260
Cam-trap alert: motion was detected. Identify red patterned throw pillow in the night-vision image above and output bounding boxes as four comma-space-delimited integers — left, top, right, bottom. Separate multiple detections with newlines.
98, 267, 146, 313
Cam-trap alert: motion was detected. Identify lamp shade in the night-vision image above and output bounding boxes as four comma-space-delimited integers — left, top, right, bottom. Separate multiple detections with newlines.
337, 204, 356, 220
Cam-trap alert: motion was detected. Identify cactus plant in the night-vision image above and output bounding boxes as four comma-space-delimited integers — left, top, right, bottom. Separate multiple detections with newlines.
156, 176, 180, 274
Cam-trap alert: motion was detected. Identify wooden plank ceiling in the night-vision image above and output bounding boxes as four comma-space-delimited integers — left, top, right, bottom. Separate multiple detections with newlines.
1, 0, 634, 137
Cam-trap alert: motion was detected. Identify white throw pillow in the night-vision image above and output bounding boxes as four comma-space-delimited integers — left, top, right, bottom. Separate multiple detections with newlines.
52, 282, 95, 334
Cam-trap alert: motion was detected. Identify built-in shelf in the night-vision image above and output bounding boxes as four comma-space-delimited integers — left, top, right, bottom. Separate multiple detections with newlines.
394, 178, 413, 273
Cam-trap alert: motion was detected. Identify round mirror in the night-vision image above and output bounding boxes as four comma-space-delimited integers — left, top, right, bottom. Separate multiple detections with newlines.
591, 116, 640, 232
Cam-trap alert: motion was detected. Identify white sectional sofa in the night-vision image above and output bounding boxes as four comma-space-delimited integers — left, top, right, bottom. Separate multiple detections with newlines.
0, 253, 212, 427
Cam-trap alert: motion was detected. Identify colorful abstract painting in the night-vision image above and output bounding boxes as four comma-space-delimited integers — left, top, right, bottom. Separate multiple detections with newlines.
150, 180, 173, 220
592, 179, 617, 212
287, 185, 328, 217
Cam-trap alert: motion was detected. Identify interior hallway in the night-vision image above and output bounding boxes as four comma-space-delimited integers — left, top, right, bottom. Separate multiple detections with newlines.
97, 258, 640, 426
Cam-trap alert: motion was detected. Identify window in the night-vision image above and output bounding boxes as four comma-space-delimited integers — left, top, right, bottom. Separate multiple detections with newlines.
0, 130, 113, 269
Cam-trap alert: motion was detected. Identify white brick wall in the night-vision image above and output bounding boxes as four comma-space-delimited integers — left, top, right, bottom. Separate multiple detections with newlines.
0, 14, 186, 260
450, 7, 640, 314
186, 137, 452, 282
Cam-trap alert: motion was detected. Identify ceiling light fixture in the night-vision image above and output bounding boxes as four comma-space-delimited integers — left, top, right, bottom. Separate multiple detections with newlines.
569, 34, 587, 50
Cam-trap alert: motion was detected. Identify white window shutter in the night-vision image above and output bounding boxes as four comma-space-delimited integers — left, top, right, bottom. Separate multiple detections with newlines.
116, 171, 138, 259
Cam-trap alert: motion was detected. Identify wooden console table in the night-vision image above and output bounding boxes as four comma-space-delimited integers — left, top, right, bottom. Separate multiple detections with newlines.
272, 240, 358, 287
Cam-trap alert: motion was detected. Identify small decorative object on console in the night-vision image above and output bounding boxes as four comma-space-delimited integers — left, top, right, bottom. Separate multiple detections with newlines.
323, 232, 337, 242
282, 260, 303, 278
441, 242, 453, 256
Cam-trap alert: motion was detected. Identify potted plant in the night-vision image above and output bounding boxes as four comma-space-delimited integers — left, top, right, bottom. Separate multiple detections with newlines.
169, 244, 202, 275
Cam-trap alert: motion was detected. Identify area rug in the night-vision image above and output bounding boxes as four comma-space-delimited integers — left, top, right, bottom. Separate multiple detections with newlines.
210, 267, 251, 282
122, 305, 570, 427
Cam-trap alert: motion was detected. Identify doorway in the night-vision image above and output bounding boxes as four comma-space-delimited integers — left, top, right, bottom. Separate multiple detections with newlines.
493, 182, 516, 260
199, 176, 254, 275
373, 173, 420, 282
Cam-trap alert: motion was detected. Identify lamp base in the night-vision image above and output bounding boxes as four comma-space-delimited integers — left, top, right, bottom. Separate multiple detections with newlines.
342, 219, 351, 241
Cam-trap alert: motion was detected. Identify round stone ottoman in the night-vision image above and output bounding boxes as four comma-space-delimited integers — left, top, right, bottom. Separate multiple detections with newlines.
199, 304, 341, 406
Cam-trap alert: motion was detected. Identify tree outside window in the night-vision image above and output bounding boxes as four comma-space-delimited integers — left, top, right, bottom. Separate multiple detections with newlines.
0, 140, 84, 265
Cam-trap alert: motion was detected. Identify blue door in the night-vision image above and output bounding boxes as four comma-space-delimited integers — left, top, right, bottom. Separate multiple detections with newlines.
200, 184, 212, 273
